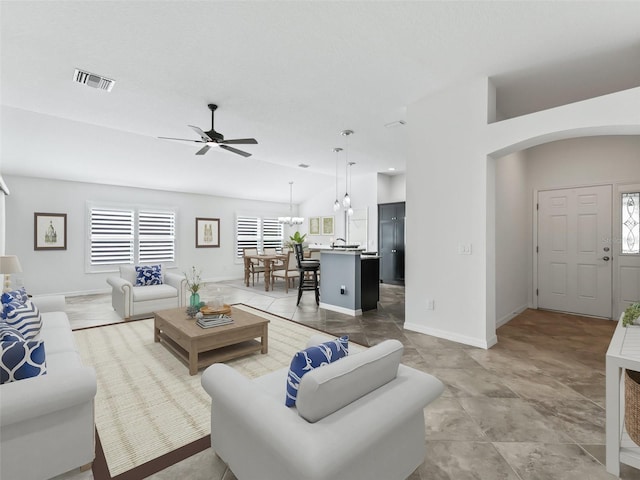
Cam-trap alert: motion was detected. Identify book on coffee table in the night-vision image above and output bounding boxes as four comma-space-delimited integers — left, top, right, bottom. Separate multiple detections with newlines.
197, 314, 234, 329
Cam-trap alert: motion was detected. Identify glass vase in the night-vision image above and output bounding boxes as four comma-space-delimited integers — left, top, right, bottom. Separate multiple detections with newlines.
189, 292, 200, 307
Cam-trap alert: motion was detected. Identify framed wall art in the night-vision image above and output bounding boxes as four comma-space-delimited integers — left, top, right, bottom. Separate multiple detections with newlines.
309, 217, 321, 235
196, 217, 220, 248
34, 212, 67, 250
321, 216, 334, 236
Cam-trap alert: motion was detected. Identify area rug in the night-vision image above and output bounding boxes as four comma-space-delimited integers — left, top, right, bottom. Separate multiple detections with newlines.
74, 304, 361, 478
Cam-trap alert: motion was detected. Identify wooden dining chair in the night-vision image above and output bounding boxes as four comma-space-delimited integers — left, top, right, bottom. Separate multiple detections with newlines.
271, 252, 298, 293
243, 247, 265, 286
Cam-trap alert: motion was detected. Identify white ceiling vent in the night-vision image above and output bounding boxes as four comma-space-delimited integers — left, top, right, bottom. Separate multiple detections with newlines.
73, 69, 115, 92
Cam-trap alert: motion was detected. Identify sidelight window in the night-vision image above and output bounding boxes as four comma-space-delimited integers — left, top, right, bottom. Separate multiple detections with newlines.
622, 192, 639, 254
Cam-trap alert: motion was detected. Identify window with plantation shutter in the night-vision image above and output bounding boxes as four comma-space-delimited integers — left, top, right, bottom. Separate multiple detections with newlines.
138, 210, 175, 263
88, 204, 177, 271
89, 208, 134, 265
236, 215, 284, 257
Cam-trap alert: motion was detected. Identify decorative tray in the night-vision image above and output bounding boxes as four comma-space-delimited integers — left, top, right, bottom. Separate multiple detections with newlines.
200, 304, 232, 315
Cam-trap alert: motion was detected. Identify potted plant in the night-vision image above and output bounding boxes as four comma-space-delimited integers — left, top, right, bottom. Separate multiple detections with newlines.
623, 302, 640, 327
285, 231, 307, 251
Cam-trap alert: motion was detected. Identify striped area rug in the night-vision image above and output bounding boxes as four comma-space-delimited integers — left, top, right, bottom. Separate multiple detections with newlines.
73, 305, 348, 478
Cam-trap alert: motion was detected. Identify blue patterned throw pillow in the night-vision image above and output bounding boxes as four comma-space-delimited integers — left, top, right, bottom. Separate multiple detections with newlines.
1, 287, 29, 320
0, 322, 25, 343
285, 336, 348, 407
4, 300, 42, 340
135, 265, 163, 286
0, 339, 46, 384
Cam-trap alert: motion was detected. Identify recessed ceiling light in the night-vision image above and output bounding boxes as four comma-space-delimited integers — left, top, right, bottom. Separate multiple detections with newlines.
298, 163, 309, 168
388, 167, 396, 171
384, 120, 406, 128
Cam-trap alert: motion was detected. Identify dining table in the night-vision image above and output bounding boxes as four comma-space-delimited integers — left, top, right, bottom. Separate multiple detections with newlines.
243, 253, 287, 291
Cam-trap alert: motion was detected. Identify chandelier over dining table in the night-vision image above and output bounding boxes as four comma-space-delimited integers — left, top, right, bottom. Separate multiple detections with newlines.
278, 181, 304, 226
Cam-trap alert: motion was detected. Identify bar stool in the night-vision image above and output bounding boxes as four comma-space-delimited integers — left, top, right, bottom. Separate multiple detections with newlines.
294, 243, 320, 306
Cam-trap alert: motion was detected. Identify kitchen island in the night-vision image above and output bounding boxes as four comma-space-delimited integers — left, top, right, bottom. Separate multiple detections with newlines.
319, 249, 379, 316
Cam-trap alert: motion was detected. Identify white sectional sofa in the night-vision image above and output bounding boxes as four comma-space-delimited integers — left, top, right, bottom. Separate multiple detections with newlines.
202, 336, 445, 480
0, 295, 97, 480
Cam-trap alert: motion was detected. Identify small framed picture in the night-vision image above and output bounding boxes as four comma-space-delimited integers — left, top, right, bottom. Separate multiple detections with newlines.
322, 216, 334, 236
34, 212, 67, 250
196, 217, 220, 248
309, 217, 321, 235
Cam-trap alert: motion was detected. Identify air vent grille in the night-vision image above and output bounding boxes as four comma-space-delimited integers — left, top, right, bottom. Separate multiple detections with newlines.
73, 69, 115, 92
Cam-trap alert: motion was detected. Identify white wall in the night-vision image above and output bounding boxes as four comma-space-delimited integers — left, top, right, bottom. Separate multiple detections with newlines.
377, 173, 406, 204
495, 150, 530, 326
4, 175, 290, 295
406, 82, 640, 349
526, 136, 640, 190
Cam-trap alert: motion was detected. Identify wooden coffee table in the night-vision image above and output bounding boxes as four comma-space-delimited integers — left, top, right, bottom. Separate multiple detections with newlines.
154, 306, 269, 375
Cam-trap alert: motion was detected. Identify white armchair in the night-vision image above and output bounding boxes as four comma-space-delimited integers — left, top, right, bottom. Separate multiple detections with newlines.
201, 337, 444, 480
106, 265, 187, 320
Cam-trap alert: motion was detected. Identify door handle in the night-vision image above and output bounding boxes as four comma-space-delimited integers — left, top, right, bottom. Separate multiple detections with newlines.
601, 256, 610, 261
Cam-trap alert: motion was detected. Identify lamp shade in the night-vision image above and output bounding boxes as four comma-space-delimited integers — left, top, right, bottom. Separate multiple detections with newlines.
0, 255, 22, 274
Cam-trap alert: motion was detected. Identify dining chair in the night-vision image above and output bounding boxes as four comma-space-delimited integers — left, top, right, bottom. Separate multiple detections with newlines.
271, 252, 298, 293
243, 247, 265, 286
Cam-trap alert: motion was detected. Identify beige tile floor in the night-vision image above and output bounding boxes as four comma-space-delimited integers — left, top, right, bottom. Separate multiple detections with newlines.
54, 280, 640, 480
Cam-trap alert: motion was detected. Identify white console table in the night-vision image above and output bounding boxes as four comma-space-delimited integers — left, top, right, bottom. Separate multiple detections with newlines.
606, 316, 640, 476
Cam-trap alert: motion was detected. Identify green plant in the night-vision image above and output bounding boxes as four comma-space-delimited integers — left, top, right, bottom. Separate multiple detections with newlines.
285, 231, 307, 250
184, 266, 201, 294
623, 303, 640, 327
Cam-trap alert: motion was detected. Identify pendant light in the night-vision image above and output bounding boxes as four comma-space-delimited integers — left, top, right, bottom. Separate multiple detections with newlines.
341, 130, 353, 208
278, 181, 304, 226
347, 161, 355, 216
333, 147, 342, 212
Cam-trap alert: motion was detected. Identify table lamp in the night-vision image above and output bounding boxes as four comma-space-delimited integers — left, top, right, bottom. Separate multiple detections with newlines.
0, 255, 22, 292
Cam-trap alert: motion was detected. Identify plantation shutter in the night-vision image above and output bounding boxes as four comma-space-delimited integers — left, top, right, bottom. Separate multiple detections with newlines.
236, 216, 260, 257
138, 210, 176, 263
90, 208, 134, 265
262, 217, 283, 252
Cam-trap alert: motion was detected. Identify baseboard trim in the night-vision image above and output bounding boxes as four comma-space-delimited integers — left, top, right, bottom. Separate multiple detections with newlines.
496, 304, 529, 328
404, 322, 496, 349
319, 302, 362, 316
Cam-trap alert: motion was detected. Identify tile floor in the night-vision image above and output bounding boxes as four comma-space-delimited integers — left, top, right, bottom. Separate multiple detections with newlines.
55, 280, 639, 479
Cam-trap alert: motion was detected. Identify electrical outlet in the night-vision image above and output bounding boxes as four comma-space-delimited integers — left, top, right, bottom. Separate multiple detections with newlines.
426, 299, 434, 310
340, 285, 346, 295
458, 243, 472, 255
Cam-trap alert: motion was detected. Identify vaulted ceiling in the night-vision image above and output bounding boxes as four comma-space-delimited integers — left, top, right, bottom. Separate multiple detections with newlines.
2, 1, 639, 203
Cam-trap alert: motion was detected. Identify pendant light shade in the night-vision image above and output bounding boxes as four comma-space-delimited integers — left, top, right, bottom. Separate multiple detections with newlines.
278, 181, 304, 226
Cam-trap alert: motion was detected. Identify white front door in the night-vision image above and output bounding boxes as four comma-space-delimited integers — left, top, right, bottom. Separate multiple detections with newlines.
537, 185, 612, 318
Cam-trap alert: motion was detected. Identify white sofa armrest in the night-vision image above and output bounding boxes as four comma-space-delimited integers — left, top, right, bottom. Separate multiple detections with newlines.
0, 367, 97, 427
164, 272, 187, 306
107, 276, 132, 293
30, 295, 66, 313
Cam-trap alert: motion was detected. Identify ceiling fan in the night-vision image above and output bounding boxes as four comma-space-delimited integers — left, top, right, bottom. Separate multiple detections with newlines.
159, 104, 257, 157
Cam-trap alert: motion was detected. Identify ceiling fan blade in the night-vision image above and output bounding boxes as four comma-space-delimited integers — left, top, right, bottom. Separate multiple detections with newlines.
188, 125, 212, 142
159, 136, 204, 142
195, 145, 211, 155
221, 138, 258, 145
219, 144, 252, 157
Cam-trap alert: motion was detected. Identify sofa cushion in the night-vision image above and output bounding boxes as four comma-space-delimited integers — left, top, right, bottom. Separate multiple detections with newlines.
39, 326, 78, 355
0, 339, 47, 384
0, 287, 29, 320
135, 264, 163, 286
132, 284, 178, 302
0, 322, 25, 342
45, 350, 83, 374
285, 336, 348, 407
4, 300, 42, 340
296, 339, 403, 423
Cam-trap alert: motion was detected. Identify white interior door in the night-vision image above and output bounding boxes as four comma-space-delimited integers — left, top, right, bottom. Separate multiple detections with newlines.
537, 185, 612, 318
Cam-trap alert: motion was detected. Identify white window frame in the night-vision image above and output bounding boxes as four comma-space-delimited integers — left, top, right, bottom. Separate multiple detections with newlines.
235, 214, 283, 259
86, 202, 177, 272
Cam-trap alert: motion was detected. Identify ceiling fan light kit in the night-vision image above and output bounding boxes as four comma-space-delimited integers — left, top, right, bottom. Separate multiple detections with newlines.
159, 104, 257, 157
